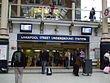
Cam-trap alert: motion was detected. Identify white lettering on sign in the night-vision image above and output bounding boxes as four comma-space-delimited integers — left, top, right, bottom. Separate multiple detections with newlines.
51, 37, 73, 40
21, 36, 38, 39
40, 36, 50, 39
75, 38, 86, 40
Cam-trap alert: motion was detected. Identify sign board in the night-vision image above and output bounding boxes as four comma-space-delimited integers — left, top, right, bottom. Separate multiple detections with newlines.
0, 45, 7, 60
17, 34, 89, 43
104, 8, 110, 18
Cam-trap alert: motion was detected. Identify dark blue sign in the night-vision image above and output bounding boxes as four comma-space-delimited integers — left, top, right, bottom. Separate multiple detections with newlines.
17, 34, 89, 43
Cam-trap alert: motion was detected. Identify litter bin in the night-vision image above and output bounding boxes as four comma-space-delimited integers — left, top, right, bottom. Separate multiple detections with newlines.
82, 59, 92, 76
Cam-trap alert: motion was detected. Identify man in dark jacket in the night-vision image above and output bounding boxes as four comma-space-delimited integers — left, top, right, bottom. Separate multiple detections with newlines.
73, 53, 82, 76
40, 49, 49, 74
11, 46, 26, 83
89, 8, 95, 21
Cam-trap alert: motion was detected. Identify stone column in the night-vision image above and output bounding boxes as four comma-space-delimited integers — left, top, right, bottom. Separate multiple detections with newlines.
102, 0, 108, 40
17, 0, 21, 17
0, 0, 9, 73
100, 0, 110, 69
72, 3, 75, 22
0, 0, 9, 39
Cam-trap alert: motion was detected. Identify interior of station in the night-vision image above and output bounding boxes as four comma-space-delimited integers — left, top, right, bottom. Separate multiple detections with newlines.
18, 41, 88, 67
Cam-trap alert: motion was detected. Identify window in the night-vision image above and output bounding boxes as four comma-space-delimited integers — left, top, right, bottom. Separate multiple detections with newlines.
9, 0, 12, 2
27, 0, 40, 4
52, 0, 64, 5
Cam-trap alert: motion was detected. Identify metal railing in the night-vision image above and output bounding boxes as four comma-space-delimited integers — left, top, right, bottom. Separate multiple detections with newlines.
8, 4, 102, 22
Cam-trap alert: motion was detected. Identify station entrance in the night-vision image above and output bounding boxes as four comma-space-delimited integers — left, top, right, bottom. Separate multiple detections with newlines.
18, 41, 89, 67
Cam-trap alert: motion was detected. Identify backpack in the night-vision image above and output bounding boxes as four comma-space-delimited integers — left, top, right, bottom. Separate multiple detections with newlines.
14, 51, 22, 63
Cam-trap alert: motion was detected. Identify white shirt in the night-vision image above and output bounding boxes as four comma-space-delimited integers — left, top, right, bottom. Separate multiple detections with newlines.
65, 52, 71, 60
104, 52, 110, 62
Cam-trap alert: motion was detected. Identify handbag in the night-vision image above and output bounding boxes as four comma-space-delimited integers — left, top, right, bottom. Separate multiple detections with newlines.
104, 56, 109, 63
103, 66, 110, 74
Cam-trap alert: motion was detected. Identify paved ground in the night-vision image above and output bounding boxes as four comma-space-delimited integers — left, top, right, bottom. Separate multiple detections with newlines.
0, 68, 110, 83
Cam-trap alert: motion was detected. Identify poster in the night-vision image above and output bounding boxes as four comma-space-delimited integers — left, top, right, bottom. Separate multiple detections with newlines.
0, 45, 7, 60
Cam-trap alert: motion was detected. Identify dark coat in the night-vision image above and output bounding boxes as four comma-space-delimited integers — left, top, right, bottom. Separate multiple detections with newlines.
75, 55, 82, 67
40, 51, 49, 62
11, 51, 26, 67
89, 9, 95, 19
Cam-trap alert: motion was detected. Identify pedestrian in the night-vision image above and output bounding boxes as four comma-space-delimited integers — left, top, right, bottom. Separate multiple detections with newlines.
11, 46, 26, 83
49, 3, 55, 16
54, 50, 60, 66
65, 49, 71, 69
80, 49, 86, 59
40, 49, 49, 74
89, 8, 96, 21
72, 48, 79, 66
103, 51, 110, 73
73, 53, 82, 76
104, 51, 110, 67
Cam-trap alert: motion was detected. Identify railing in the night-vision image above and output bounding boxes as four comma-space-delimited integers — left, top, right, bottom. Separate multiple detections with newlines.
9, 4, 102, 22
75, 8, 102, 22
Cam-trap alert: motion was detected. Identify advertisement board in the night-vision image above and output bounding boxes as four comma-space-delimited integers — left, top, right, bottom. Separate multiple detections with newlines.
0, 45, 7, 60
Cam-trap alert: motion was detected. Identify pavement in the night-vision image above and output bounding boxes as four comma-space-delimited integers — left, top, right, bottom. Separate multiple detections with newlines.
0, 67, 110, 83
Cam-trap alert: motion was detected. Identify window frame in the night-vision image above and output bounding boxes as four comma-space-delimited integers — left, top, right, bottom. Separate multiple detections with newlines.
52, 0, 64, 5
27, 0, 40, 4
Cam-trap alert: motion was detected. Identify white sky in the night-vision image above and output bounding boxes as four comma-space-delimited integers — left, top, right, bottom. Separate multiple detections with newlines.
81, 0, 102, 11
81, 0, 110, 20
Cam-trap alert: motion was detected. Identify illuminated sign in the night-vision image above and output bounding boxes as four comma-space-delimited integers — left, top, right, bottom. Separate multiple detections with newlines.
17, 34, 89, 43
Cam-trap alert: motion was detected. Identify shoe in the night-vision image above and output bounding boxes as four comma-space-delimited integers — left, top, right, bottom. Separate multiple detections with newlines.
75, 74, 79, 76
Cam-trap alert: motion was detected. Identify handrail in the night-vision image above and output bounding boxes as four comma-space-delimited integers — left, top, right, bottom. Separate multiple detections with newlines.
8, 3, 102, 22
10, 3, 102, 12
9, 3, 72, 10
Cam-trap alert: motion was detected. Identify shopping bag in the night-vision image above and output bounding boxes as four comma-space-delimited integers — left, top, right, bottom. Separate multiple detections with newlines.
46, 67, 52, 75
103, 66, 110, 74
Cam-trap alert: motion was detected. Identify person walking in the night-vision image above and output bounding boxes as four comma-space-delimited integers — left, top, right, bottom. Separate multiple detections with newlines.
104, 51, 110, 67
73, 53, 82, 76
11, 46, 26, 83
80, 49, 86, 68
72, 49, 78, 66
49, 2, 55, 16
89, 8, 96, 21
65, 49, 71, 69
40, 49, 49, 74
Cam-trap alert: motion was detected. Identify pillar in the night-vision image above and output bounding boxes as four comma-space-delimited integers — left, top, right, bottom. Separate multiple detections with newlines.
100, 0, 110, 69
72, 3, 75, 22
102, 0, 108, 39
17, 0, 21, 17
0, 0, 9, 73
0, 0, 9, 39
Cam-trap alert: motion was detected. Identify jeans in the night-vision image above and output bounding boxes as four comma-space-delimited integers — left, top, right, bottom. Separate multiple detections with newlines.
14, 67, 23, 83
73, 64, 79, 76
41, 61, 47, 74
65, 60, 70, 69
